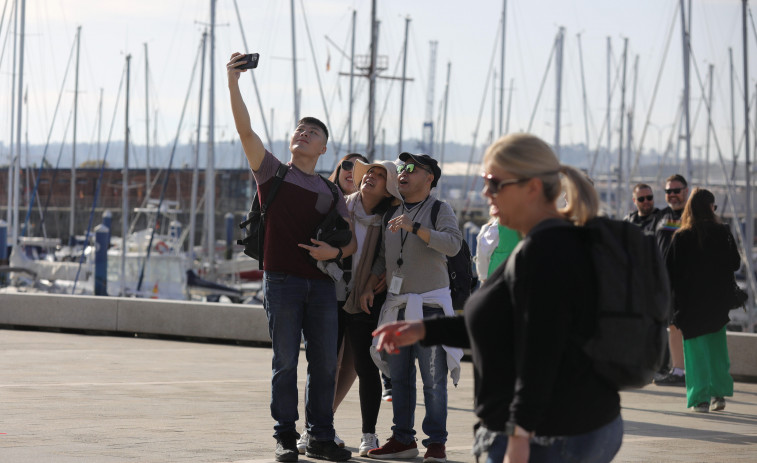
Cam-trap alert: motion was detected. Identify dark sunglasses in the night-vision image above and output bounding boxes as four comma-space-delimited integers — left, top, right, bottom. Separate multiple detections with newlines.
481, 173, 530, 196
341, 160, 355, 171
665, 187, 683, 195
397, 163, 430, 174
636, 195, 654, 202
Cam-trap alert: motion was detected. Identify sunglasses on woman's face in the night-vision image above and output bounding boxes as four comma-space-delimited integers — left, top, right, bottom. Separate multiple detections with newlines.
480, 173, 530, 197
341, 160, 355, 171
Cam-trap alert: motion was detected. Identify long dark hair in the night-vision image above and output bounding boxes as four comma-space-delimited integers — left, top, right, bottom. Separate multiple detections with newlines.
328, 153, 368, 187
678, 187, 718, 246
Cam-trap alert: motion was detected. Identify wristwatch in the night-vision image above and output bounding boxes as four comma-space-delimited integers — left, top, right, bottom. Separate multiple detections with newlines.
504, 422, 533, 438
412, 222, 421, 235
333, 247, 343, 262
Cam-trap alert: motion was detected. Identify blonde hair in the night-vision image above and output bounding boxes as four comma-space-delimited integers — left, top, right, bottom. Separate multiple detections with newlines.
483, 133, 599, 225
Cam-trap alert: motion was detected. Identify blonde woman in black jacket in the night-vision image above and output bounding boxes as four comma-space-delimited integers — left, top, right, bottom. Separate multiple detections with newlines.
373, 133, 622, 463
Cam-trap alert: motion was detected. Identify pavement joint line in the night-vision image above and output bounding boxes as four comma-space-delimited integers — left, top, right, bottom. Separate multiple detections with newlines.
0, 379, 272, 388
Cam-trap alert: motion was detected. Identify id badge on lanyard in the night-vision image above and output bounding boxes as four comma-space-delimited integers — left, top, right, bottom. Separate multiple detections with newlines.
388, 269, 404, 295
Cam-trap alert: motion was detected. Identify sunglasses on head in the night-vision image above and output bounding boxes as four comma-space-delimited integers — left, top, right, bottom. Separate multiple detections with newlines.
480, 173, 530, 196
665, 187, 683, 195
636, 195, 653, 202
341, 160, 355, 171
397, 163, 430, 174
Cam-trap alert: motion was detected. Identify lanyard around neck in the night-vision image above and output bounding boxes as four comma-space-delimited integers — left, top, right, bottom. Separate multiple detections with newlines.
397, 196, 429, 268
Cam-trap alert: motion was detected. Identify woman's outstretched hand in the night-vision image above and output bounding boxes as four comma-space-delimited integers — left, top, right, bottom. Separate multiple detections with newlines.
373, 320, 426, 354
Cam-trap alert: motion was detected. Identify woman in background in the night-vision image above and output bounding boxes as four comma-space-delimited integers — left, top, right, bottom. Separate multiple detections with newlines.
329, 153, 368, 195
666, 188, 739, 413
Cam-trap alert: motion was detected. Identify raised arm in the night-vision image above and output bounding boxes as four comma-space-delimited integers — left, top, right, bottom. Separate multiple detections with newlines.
227, 52, 266, 171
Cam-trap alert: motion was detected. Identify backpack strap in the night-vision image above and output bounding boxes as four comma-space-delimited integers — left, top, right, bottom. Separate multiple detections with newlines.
430, 199, 442, 230
260, 163, 289, 214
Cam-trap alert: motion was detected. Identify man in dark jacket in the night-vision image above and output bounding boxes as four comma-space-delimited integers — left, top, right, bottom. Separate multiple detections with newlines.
652, 174, 689, 387
623, 183, 659, 232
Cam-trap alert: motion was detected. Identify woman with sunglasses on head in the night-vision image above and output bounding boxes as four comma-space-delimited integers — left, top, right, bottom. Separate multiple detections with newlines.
665, 188, 739, 413
373, 133, 622, 463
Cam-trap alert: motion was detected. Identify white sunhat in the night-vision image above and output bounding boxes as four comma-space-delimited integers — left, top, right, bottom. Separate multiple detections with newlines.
352, 159, 402, 201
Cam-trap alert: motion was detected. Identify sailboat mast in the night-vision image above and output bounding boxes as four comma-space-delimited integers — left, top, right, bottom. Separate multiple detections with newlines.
498, 0, 507, 137
679, 0, 693, 182
554, 27, 564, 159
97, 88, 103, 162
705, 64, 713, 188
290, 0, 299, 124
121, 54, 131, 296
367, 0, 378, 160
730, 48, 736, 174
190, 30, 208, 263
70, 26, 80, 243
616, 38, 628, 219
13, 0, 26, 246
348, 9, 356, 152
742, 0, 754, 306
7, 0, 17, 241
205, 0, 216, 273
398, 17, 410, 153
605, 37, 612, 214
145, 43, 151, 201
628, 54, 638, 186
505, 78, 513, 134
438, 61, 451, 194
577, 33, 590, 158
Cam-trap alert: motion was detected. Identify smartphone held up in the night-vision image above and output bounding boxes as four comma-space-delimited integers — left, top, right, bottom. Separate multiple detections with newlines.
237, 53, 259, 70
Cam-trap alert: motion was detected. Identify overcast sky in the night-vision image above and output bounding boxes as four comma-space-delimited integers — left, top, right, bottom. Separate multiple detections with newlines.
0, 0, 754, 169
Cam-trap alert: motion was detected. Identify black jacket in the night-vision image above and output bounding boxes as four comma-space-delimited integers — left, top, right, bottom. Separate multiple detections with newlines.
666, 222, 741, 339
423, 219, 619, 436
624, 208, 659, 233
654, 206, 683, 260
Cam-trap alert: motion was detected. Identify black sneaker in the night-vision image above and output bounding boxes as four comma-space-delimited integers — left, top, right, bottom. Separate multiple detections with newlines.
653, 372, 685, 386
275, 432, 300, 462
306, 439, 352, 461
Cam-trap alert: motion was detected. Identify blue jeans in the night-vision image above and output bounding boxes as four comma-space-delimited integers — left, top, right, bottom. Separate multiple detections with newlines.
264, 271, 338, 441
388, 306, 448, 447
485, 415, 623, 463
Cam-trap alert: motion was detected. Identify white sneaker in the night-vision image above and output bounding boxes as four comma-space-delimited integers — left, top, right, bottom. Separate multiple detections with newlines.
359, 433, 379, 456
334, 432, 345, 448
296, 431, 309, 454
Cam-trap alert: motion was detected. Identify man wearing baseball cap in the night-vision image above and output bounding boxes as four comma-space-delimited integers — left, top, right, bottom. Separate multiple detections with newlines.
360, 152, 463, 463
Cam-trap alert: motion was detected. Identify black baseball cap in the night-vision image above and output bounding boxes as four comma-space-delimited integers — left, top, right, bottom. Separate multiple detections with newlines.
398, 152, 441, 188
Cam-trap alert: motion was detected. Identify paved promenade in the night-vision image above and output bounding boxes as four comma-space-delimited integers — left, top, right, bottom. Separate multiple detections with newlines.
1, 328, 756, 462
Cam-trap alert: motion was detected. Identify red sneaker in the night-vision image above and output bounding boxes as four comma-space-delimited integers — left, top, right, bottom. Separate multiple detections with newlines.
366, 436, 419, 459
423, 443, 446, 463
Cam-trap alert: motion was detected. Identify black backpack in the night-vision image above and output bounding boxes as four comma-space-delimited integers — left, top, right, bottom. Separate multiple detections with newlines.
383, 199, 475, 311
238, 164, 288, 269
534, 217, 670, 390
